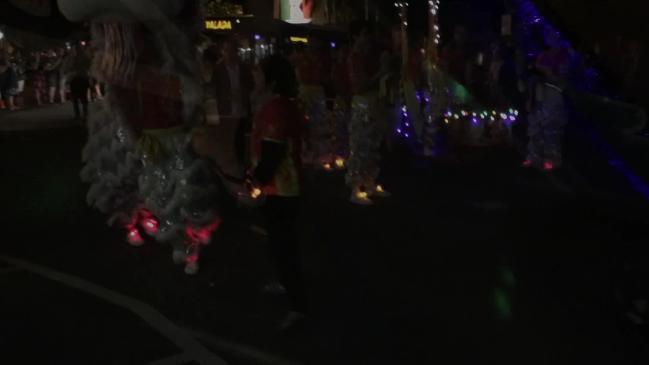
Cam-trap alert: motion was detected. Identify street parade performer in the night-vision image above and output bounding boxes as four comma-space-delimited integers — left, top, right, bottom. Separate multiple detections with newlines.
58, 0, 221, 275
524, 30, 572, 171
346, 24, 391, 205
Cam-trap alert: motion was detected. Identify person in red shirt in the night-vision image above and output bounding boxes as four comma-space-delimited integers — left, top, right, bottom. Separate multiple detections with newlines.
249, 54, 309, 328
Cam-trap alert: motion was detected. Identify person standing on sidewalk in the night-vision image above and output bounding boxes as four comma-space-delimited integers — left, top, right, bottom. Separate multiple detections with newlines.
65, 45, 91, 121
0, 56, 19, 111
249, 55, 309, 328
44, 49, 62, 104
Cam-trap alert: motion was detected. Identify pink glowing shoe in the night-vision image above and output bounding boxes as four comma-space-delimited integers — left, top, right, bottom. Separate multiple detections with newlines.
543, 161, 555, 171
522, 159, 534, 168
126, 227, 145, 247
140, 217, 159, 236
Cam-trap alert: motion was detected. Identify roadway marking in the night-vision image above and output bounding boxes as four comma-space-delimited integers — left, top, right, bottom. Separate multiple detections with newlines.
0, 255, 228, 365
0, 266, 21, 275
146, 353, 194, 365
183, 327, 298, 365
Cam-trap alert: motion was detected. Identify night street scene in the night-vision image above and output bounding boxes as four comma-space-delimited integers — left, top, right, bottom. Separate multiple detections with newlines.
1, 0, 648, 364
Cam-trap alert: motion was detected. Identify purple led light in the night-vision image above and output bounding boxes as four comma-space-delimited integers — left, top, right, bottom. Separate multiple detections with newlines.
254, 34, 261, 41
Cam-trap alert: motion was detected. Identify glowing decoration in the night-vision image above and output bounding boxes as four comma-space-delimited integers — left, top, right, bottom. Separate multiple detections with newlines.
323, 163, 333, 171
330, 41, 336, 49
335, 157, 345, 169
376, 185, 385, 194
543, 161, 555, 171
127, 228, 144, 247
141, 217, 159, 235
254, 34, 261, 41
251, 187, 262, 199
205, 20, 233, 31
356, 191, 369, 200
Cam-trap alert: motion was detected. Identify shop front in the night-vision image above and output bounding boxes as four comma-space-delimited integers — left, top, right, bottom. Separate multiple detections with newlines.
203, 15, 346, 64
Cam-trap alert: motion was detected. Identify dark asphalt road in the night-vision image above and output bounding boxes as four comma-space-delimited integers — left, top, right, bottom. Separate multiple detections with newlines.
1, 106, 649, 364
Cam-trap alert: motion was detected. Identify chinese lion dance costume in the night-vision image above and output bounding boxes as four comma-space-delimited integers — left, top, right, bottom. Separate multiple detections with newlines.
58, 0, 221, 275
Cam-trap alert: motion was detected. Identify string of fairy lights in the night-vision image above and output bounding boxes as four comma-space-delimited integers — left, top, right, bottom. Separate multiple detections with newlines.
394, 0, 520, 145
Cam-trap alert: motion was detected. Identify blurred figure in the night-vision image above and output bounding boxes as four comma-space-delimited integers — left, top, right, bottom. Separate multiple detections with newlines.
44, 49, 62, 104
249, 54, 308, 329
524, 30, 572, 170
14, 53, 26, 108
58, 47, 70, 103
250, 62, 272, 115
30, 52, 47, 106
66, 45, 91, 121
346, 23, 391, 205
441, 25, 470, 85
292, 36, 328, 166
0, 56, 18, 110
207, 38, 253, 178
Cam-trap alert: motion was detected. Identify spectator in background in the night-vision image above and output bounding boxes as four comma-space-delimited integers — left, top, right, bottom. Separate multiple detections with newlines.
7, 52, 27, 109
31, 52, 47, 106
0, 57, 7, 110
66, 45, 91, 121
0, 56, 19, 111
59, 47, 70, 103
250, 62, 272, 115
441, 25, 471, 85
207, 38, 253, 178
44, 49, 62, 104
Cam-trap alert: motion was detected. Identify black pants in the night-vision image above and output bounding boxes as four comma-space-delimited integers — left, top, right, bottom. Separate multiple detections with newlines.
234, 117, 251, 169
263, 196, 308, 313
70, 76, 89, 118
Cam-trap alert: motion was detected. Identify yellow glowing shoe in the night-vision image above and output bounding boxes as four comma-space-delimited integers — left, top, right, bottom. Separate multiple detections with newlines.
372, 185, 392, 198
350, 190, 373, 205
334, 157, 346, 169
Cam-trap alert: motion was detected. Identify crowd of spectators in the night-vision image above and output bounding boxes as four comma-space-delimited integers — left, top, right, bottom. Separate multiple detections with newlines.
0, 43, 103, 115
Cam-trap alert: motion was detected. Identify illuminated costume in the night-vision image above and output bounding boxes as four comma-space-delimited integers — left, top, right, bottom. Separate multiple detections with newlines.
292, 50, 329, 167
422, 60, 450, 156
525, 45, 571, 170
59, 0, 220, 274
345, 45, 389, 205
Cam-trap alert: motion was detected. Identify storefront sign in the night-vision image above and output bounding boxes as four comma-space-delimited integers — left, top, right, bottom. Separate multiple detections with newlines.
205, 20, 233, 31
289, 36, 308, 43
